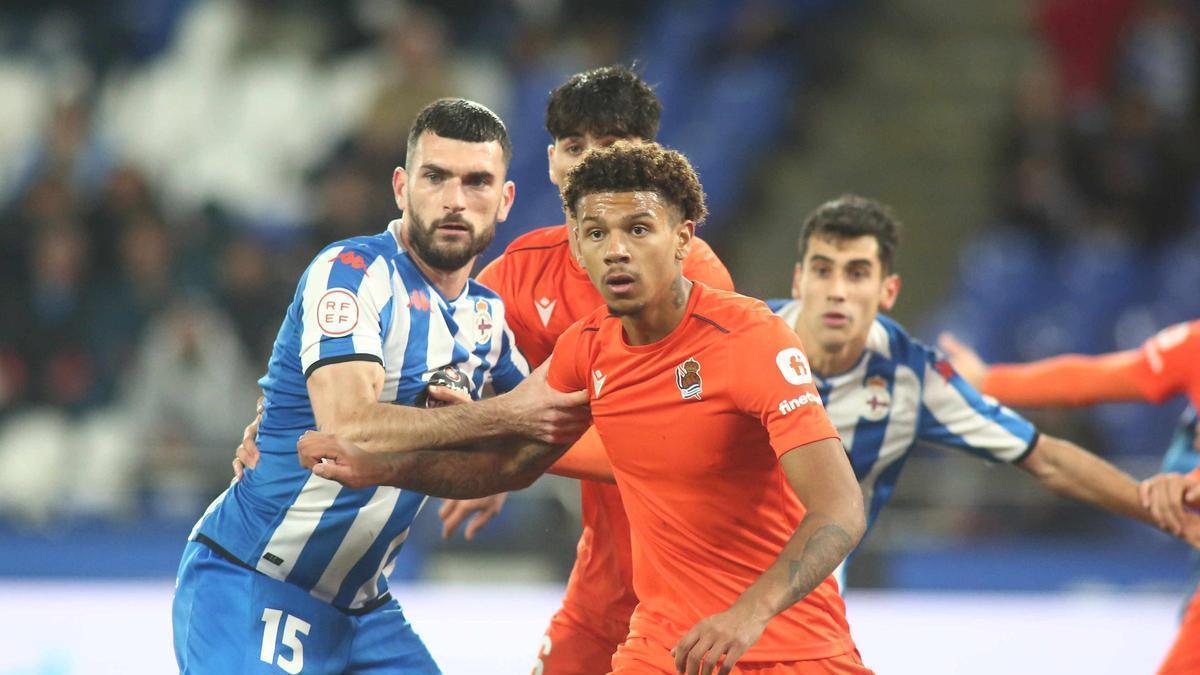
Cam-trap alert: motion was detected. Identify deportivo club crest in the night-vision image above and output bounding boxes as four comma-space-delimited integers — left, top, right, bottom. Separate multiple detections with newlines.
675, 357, 703, 400
861, 375, 891, 422
474, 299, 493, 344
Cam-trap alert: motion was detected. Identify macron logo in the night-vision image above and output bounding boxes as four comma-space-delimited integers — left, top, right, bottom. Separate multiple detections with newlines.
593, 369, 606, 397
778, 392, 822, 416
535, 297, 557, 327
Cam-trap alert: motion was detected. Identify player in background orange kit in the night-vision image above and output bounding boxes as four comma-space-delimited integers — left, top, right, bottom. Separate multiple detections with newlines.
938, 322, 1200, 675
441, 65, 734, 675
549, 142, 869, 674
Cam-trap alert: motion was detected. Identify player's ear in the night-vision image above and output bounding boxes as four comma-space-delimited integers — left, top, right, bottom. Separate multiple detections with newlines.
496, 180, 516, 223
392, 167, 408, 210
547, 144, 559, 187
791, 262, 803, 300
674, 220, 694, 261
879, 273, 901, 312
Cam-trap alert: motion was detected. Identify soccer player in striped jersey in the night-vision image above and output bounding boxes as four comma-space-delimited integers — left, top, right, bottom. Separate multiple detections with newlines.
767, 194, 1200, 587
172, 99, 589, 674
937, 322, 1200, 674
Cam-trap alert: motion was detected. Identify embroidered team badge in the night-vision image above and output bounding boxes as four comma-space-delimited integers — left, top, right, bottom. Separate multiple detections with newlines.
474, 299, 493, 344
861, 375, 891, 422
675, 357, 703, 400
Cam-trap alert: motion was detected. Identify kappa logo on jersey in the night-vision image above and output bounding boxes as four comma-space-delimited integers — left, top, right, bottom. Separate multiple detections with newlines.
535, 296, 557, 327
409, 289, 431, 312
778, 392, 822, 415
933, 359, 956, 381
675, 357, 703, 400
330, 250, 368, 272
862, 375, 891, 421
317, 289, 359, 335
474, 300, 493, 344
775, 347, 812, 385
593, 369, 607, 397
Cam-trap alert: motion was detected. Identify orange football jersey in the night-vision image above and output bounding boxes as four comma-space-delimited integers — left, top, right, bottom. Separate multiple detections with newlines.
548, 282, 855, 662
476, 224, 734, 632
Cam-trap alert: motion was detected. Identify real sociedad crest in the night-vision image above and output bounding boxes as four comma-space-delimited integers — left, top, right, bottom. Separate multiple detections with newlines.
675, 357, 703, 400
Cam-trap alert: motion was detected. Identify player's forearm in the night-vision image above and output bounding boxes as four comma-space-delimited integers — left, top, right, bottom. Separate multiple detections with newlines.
732, 506, 864, 623
1019, 434, 1154, 527
377, 439, 568, 498
984, 352, 1144, 407
331, 397, 516, 454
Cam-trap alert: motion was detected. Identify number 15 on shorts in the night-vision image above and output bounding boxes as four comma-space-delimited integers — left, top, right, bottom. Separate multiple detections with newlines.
261, 608, 311, 674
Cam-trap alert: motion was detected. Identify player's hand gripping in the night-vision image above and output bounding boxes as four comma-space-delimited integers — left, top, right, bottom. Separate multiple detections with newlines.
501, 360, 590, 445
231, 397, 264, 481
672, 603, 768, 675
1140, 472, 1200, 546
297, 431, 393, 489
439, 493, 508, 540
937, 332, 988, 389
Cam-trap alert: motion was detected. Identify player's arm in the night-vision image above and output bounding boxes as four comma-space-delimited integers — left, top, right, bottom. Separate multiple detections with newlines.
939, 333, 1145, 406
307, 359, 589, 453
297, 429, 570, 498
673, 437, 864, 673
546, 425, 615, 483
940, 322, 1198, 407
1017, 433, 1200, 545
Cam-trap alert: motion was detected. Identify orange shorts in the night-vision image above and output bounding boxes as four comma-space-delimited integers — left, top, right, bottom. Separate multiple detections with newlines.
609, 637, 873, 675
1158, 590, 1200, 675
532, 604, 630, 675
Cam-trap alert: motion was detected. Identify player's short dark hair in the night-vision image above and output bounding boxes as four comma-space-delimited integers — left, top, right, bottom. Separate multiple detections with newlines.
562, 142, 707, 224
545, 65, 661, 142
798, 194, 902, 273
407, 98, 512, 167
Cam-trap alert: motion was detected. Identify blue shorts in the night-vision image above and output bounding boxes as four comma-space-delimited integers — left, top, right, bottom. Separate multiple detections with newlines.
173, 540, 439, 674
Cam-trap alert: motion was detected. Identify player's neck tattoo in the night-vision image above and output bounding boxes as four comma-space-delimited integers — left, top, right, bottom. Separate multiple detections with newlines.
671, 276, 690, 309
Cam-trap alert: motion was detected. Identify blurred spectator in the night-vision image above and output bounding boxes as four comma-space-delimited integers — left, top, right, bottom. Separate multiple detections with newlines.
216, 235, 285, 362
125, 295, 258, 517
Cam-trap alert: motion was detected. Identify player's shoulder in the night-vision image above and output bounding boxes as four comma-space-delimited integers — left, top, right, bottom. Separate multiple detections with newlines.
694, 284, 784, 336
314, 230, 398, 269
1148, 320, 1200, 351
503, 224, 571, 255
870, 314, 939, 369
466, 277, 505, 304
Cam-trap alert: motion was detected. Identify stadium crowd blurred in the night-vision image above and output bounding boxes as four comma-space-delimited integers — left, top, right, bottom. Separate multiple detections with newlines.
0, 0, 1198, 590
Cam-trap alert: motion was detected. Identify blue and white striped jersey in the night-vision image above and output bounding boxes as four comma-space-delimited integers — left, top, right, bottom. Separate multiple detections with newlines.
192, 222, 528, 611
770, 300, 1037, 532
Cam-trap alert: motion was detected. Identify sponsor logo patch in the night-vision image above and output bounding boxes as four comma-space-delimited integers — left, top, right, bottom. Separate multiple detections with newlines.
775, 347, 812, 385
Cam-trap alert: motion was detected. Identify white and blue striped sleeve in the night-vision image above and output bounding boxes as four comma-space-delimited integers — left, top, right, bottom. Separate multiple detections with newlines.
298, 245, 394, 378
916, 348, 1038, 463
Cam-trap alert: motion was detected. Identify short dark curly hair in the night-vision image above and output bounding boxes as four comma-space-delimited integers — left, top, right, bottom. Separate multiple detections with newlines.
545, 65, 661, 141
562, 142, 707, 225
798, 194, 902, 273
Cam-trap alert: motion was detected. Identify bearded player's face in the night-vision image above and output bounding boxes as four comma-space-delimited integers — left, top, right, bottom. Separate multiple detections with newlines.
572, 190, 693, 317
395, 131, 514, 272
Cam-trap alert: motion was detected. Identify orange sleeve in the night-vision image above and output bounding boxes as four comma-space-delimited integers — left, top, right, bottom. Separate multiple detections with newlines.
730, 315, 839, 458
546, 320, 589, 394
475, 253, 506, 291
982, 321, 1200, 406
683, 237, 735, 292
547, 425, 615, 483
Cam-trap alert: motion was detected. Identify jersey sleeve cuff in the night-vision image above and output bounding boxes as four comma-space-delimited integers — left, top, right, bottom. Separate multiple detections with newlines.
1010, 430, 1041, 465
304, 354, 384, 379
